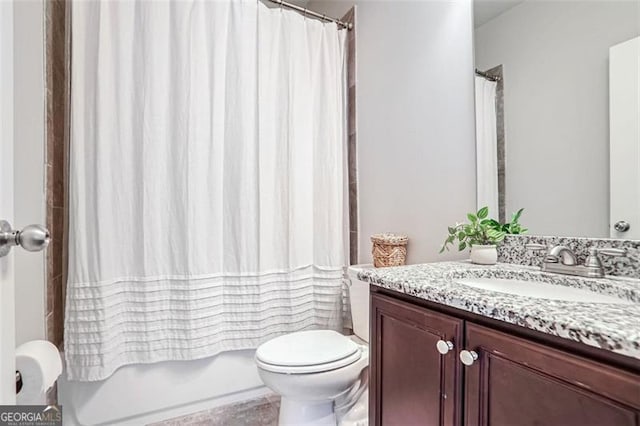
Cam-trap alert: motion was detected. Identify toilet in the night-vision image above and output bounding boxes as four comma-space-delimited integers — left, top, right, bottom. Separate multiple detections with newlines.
255, 265, 371, 426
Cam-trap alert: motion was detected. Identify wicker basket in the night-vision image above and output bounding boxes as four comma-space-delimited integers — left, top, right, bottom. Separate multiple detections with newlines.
371, 233, 408, 267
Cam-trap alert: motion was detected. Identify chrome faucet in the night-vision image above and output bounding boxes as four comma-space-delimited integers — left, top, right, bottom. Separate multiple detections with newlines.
545, 245, 578, 266
526, 244, 626, 278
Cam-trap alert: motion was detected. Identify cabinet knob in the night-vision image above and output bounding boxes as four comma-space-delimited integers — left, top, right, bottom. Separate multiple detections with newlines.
614, 221, 630, 232
459, 350, 479, 366
436, 340, 454, 355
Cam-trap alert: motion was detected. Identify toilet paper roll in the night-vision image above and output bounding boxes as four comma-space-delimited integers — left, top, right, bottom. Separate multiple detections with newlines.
16, 340, 63, 404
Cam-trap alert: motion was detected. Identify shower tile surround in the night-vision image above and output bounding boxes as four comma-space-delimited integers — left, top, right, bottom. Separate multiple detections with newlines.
44, 0, 69, 406
344, 7, 358, 266
44, 0, 69, 351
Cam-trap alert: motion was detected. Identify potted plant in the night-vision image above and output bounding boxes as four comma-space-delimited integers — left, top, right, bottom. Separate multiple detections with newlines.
440, 207, 526, 265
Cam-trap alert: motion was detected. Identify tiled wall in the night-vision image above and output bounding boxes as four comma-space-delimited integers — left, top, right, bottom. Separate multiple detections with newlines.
344, 7, 358, 266
44, 0, 69, 350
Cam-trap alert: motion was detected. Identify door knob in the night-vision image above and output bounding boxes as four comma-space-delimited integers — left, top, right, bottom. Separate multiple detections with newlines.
614, 221, 630, 232
459, 350, 479, 366
0, 220, 50, 257
436, 340, 454, 355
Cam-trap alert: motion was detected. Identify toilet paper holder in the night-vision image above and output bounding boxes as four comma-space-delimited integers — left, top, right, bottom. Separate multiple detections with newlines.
15, 340, 64, 403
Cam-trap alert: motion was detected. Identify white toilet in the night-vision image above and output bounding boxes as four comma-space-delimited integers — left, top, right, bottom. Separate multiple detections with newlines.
255, 265, 371, 426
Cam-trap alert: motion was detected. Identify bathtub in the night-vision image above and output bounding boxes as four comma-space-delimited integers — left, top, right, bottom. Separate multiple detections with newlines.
58, 350, 269, 425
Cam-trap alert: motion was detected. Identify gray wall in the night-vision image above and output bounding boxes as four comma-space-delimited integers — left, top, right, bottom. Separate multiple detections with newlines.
475, 1, 640, 238
309, 0, 477, 265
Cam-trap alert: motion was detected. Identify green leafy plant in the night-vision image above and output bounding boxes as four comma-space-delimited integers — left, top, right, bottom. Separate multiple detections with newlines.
489, 208, 527, 235
439, 207, 527, 253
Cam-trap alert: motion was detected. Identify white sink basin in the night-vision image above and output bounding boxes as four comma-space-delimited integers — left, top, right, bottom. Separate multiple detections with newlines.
457, 278, 633, 304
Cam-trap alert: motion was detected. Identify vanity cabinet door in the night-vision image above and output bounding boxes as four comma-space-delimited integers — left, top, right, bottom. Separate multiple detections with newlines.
370, 293, 463, 426
463, 323, 640, 426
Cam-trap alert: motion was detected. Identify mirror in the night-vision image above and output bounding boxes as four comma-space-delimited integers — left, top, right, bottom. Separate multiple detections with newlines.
473, 0, 640, 239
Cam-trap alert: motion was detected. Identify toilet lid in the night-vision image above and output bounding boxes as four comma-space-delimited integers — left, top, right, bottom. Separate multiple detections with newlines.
256, 330, 360, 369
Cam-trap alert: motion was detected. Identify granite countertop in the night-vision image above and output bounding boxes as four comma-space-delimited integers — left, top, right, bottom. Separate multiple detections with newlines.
357, 261, 640, 360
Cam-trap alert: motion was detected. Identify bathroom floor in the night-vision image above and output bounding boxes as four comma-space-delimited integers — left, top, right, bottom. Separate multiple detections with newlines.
148, 394, 281, 426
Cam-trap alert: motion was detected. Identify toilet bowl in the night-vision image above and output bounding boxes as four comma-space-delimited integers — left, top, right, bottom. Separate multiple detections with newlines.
255, 265, 371, 426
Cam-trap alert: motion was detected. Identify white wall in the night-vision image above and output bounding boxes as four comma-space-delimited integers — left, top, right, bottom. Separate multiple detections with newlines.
309, 0, 477, 264
13, 0, 46, 345
475, 1, 640, 238
0, 0, 17, 406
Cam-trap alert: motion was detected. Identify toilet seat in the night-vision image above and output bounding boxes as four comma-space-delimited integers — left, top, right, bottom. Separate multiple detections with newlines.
257, 349, 362, 374
256, 330, 362, 374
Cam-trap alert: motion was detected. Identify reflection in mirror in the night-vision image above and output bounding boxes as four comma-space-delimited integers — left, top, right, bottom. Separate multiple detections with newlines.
473, 0, 640, 239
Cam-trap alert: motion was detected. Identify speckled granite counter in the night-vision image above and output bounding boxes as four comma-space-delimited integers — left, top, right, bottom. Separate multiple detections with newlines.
358, 261, 640, 360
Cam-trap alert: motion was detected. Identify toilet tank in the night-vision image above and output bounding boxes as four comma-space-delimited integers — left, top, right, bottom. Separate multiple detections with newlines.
347, 264, 372, 343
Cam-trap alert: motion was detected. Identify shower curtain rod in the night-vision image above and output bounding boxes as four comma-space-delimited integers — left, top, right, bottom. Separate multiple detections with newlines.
475, 68, 502, 82
265, 0, 353, 30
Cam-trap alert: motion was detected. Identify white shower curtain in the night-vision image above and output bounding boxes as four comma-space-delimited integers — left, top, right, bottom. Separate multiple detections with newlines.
66, 0, 348, 381
475, 76, 499, 215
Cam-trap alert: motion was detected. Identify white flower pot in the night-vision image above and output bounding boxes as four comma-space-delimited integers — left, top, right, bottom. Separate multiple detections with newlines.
470, 244, 497, 265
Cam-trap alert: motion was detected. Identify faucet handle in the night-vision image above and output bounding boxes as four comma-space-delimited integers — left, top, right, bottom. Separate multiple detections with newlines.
584, 247, 626, 271
595, 248, 626, 257
525, 243, 547, 252
584, 248, 603, 269
526, 243, 549, 266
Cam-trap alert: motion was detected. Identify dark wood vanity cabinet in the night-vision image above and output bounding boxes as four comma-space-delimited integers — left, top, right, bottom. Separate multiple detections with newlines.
370, 292, 463, 426
464, 323, 639, 426
370, 291, 640, 426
